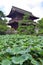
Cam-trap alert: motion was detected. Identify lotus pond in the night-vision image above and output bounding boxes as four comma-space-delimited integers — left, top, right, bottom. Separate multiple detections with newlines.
0, 34, 43, 65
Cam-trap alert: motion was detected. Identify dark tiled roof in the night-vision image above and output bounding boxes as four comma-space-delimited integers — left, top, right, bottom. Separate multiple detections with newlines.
7, 6, 32, 17
6, 6, 39, 19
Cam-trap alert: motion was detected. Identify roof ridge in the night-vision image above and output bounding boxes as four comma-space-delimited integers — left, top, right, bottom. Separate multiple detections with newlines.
12, 6, 32, 15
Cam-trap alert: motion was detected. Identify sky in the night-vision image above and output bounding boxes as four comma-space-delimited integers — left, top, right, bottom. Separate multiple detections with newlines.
0, 0, 43, 19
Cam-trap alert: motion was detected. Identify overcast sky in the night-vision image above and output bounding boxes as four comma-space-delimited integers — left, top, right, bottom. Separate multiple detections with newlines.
0, 0, 43, 19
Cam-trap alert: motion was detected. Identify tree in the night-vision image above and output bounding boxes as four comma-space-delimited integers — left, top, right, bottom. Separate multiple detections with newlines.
0, 11, 9, 34
0, 11, 5, 19
37, 18, 43, 35
17, 14, 35, 35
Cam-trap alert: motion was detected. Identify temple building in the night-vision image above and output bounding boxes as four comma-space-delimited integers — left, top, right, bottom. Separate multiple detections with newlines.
6, 6, 39, 30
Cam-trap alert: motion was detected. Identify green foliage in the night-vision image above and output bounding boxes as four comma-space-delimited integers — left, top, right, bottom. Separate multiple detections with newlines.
0, 34, 43, 65
22, 13, 29, 23
18, 25, 35, 34
0, 11, 9, 34
0, 11, 5, 20
0, 19, 9, 34
37, 18, 43, 34
17, 14, 35, 34
2, 59, 11, 65
38, 18, 43, 28
0, 11, 5, 17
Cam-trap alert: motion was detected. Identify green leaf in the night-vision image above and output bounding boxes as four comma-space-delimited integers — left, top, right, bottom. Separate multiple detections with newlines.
38, 50, 43, 56
11, 54, 32, 64
1, 59, 11, 65
12, 46, 22, 54
12, 46, 31, 54
38, 58, 43, 65
31, 59, 40, 65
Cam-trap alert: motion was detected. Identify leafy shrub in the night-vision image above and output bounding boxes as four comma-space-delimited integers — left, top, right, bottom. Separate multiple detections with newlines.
0, 19, 9, 35
37, 18, 43, 35
0, 34, 43, 65
0, 11, 10, 35
17, 14, 35, 35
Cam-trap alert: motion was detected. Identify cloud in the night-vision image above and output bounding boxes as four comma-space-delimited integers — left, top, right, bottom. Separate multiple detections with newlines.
0, 0, 43, 18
